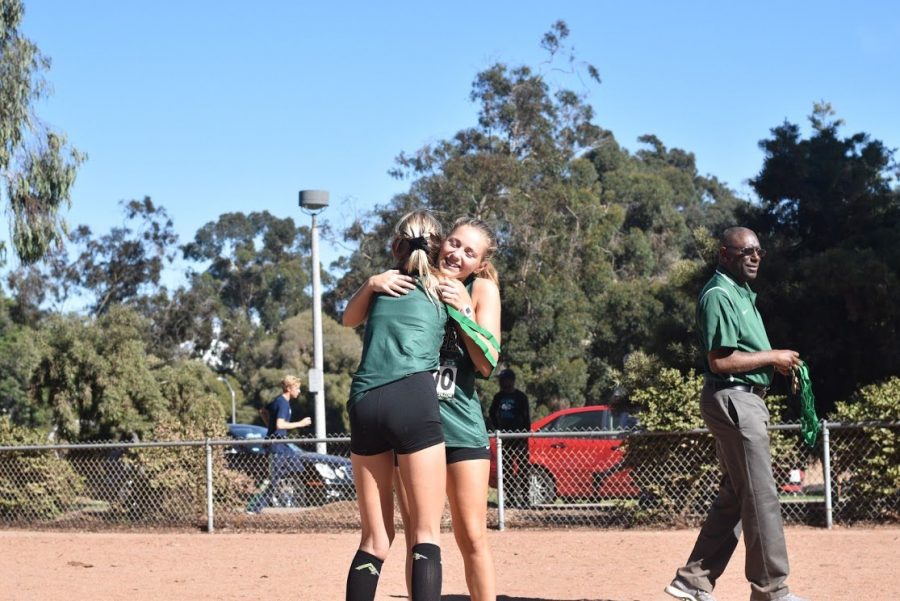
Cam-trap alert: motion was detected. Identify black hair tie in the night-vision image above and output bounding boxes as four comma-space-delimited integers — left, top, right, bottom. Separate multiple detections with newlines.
408, 236, 429, 252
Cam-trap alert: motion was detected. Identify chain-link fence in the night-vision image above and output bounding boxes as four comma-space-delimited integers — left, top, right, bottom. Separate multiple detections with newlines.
491, 420, 899, 530
0, 421, 896, 532
0, 435, 359, 532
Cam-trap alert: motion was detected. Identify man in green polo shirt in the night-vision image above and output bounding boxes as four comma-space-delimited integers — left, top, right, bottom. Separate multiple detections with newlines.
665, 227, 809, 601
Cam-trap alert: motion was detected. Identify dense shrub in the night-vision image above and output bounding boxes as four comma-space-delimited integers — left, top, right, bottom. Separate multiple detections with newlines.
830, 377, 900, 521
112, 361, 254, 523
116, 417, 254, 524
620, 352, 714, 524
0, 418, 84, 520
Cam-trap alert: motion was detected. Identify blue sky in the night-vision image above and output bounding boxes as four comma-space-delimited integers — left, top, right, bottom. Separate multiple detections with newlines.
11, 0, 900, 288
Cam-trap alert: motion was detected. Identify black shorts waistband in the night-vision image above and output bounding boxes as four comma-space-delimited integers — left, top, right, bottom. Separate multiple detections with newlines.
446, 446, 490, 464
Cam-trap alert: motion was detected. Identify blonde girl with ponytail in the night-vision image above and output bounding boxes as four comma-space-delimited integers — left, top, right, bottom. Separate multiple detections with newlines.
342, 209, 449, 601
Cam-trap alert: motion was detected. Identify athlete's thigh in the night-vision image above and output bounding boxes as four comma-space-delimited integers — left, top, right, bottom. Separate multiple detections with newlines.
447, 458, 490, 538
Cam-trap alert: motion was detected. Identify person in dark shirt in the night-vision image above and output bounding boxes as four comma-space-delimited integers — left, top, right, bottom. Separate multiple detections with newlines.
249, 375, 311, 512
488, 369, 531, 504
489, 369, 530, 431
263, 375, 311, 450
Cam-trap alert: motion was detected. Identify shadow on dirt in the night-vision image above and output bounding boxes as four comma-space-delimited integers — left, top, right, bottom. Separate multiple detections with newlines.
446, 597, 620, 601
389, 594, 622, 601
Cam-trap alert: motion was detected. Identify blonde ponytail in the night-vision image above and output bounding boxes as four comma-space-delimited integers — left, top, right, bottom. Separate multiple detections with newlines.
393, 210, 443, 303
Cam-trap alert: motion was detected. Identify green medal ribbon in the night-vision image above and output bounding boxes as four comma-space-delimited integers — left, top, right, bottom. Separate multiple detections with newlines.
792, 363, 820, 448
446, 306, 501, 376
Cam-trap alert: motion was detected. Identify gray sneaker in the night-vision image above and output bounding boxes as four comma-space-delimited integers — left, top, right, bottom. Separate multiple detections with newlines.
665, 579, 717, 601
764, 595, 809, 601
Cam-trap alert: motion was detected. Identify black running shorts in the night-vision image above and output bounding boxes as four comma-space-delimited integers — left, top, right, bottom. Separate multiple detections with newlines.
393, 445, 490, 465
445, 445, 491, 464
350, 371, 444, 456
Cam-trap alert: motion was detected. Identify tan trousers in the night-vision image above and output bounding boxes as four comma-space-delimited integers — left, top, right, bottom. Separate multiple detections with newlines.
675, 384, 791, 601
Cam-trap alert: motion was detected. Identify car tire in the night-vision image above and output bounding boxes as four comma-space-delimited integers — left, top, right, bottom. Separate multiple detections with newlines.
527, 467, 556, 507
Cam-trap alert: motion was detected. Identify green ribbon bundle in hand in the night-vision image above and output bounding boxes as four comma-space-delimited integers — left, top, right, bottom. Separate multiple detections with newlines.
792, 363, 819, 448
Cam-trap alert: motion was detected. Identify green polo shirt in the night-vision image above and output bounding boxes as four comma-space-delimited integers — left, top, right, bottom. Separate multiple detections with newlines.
349, 280, 448, 407
697, 268, 773, 387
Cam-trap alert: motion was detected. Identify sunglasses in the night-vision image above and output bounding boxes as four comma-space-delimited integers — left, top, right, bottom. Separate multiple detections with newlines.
725, 245, 767, 258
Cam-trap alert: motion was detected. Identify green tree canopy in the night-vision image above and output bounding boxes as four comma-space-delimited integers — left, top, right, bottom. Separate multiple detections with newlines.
21, 305, 232, 442
27, 306, 166, 440
333, 23, 744, 413
176, 211, 314, 369
242, 310, 362, 432
9, 198, 179, 315
747, 102, 900, 408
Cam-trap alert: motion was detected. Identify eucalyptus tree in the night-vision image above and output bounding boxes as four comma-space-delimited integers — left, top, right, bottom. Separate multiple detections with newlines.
334, 22, 744, 412
0, 0, 83, 264
40, 198, 178, 315
175, 211, 315, 378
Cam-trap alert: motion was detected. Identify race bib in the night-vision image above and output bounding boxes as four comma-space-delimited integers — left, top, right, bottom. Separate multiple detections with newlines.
433, 365, 458, 399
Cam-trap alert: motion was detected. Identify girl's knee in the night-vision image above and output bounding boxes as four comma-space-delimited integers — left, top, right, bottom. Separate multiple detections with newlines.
454, 524, 488, 555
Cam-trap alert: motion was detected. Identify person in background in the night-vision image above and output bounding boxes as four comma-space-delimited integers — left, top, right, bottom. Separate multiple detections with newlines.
249, 375, 311, 512
489, 369, 530, 431
263, 375, 312, 442
488, 369, 531, 504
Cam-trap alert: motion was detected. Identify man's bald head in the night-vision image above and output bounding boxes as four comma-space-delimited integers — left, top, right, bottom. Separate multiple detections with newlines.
721, 226, 756, 247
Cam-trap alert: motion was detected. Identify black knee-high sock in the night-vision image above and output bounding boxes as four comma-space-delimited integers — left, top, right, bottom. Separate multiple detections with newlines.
411, 543, 441, 601
346, 550, 383, 601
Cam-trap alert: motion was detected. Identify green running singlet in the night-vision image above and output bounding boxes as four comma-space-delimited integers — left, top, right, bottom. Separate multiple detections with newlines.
349, 280, 447, 408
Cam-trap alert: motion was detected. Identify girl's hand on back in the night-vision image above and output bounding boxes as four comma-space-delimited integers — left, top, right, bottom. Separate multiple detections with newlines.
370, 270, 416, 297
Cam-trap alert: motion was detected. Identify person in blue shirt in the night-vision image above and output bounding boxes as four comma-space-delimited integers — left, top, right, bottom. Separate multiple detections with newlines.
249, 375, 311, 512
264, 375, 312, 449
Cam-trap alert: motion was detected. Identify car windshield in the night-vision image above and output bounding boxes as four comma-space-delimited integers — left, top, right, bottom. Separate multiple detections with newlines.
541, 410, 609, 432
538, 409, 638, 433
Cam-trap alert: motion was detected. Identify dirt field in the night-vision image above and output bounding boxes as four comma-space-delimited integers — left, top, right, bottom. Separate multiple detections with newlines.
2, 526, 896, 600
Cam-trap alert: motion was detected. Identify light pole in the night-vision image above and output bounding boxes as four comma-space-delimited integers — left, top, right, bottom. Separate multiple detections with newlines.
299, 189, 329, 454
217, 376, 236, 424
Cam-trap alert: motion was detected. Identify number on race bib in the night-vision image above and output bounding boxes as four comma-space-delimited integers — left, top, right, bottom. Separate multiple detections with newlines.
432, 365, 457, 399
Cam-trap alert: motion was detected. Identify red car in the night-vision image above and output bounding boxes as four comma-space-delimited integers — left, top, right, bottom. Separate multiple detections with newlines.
489, 405, 641, 506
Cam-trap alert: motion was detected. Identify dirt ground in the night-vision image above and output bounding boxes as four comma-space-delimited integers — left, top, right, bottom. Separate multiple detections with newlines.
1, 526, 897, 601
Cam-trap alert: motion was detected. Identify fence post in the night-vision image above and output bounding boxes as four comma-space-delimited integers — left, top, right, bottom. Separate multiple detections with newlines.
495, 431, 505, 531
821, 420, 833, 529
205, 438, 214, 533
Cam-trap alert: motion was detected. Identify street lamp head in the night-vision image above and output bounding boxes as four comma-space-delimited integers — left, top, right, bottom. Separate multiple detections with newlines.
299, 189, 329, 212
